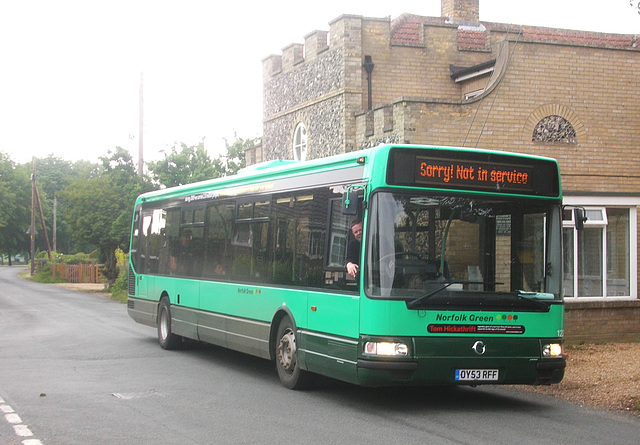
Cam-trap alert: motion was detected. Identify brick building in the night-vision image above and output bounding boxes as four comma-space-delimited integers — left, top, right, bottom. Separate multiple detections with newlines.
251, 0, 640, 343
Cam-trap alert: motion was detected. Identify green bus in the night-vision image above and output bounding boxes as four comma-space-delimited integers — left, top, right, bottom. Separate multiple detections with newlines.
127, 144, 566, 389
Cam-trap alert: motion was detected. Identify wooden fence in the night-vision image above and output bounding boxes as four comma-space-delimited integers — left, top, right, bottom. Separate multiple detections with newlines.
50, 263, 103, 283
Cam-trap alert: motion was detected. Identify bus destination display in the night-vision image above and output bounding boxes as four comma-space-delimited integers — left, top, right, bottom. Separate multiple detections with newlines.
415, 156, 534, 193
386, 148, 560, 196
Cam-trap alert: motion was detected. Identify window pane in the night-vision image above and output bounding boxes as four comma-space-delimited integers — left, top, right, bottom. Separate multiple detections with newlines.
254, 199, 270, 219
177, 226, 204, 277
140, 214, 152, 273
193, 208, 205, 224
147, 209, 166, 273
578, 228, 603, 297
237, 202, 253, 220
563, 228, 574, 297
203, 202, 233, 278
293, 123, 307, 161
520, 213, 546, 292
327, 199, 349, 267
330, 234, 347, 266
585, 209, 604, 222
364, 193, 562, 300
163, 208, 181, 275
606, 208, 630, 296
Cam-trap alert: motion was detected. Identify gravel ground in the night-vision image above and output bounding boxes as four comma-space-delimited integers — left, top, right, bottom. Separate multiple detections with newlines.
519, 342, 640, 417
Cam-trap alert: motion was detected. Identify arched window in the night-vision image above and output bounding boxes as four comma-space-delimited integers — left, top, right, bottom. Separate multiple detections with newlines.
293, 123, 307, 161
532, 115, 577, 143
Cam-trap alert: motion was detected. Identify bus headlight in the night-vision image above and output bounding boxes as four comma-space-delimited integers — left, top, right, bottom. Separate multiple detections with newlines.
542, 343, 563, 357
364, 341, 409, 356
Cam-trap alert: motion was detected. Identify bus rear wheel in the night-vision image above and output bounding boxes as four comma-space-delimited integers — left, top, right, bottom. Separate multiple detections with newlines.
275, 317, 311, 390
157, 298, 183, 350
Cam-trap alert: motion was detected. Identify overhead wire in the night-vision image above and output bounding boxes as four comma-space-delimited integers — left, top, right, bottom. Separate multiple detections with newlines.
462, 25, 524, 148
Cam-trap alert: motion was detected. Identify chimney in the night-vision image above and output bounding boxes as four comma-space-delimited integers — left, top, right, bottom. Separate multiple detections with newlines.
441, 0, 480, 23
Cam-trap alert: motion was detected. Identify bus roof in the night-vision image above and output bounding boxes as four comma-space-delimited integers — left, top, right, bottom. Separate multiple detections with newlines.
135, 144, 561, 205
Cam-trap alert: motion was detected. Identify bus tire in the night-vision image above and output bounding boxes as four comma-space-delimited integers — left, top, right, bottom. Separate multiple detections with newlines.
275, 317, 311, 390
157, 298, 182, 350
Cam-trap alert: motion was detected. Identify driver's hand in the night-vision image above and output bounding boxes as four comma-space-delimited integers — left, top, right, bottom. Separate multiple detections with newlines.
347, 262, 359, 277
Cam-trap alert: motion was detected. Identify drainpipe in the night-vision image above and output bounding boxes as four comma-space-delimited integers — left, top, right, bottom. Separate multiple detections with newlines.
363, 55, 375, 110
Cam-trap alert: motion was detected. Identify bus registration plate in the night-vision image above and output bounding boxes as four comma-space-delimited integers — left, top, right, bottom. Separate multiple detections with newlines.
455, 369, 499, 381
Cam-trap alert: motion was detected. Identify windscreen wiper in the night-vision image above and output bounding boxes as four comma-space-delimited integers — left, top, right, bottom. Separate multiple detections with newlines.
406, 281, 472, 309
509, 291, 552, 310
406, 281, 502, 309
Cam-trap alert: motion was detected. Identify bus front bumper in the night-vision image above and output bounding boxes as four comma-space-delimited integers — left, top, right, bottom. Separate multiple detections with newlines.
356, 357, 565, 387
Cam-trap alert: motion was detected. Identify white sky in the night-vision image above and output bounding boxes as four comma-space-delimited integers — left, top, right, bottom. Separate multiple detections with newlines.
1, 0, 638, 165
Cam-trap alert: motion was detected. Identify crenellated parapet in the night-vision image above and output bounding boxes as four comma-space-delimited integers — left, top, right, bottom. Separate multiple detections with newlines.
262, 15, 371, 159
262, 15, 365, 82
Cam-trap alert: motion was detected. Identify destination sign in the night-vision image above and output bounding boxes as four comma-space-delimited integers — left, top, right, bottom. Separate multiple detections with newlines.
415, 157, 534, 193
386, 148, 560, 197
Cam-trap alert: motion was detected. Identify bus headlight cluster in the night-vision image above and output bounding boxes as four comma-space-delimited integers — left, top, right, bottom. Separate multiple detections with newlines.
364, 341, 409, 356
542, 343, 563, 357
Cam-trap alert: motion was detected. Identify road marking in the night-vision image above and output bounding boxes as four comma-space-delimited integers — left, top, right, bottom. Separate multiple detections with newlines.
6, 413, 22, 424
0, 396, 43, 445
112, 389, 167, 400
14, 424, 33, 436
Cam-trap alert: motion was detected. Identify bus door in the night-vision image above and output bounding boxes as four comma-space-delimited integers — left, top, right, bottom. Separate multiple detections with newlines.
134, 208, 152, 299
304, 196, 362, 379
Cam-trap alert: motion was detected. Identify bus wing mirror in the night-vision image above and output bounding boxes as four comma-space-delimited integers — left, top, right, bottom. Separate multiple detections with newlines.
342, 191, 358, 215
574, 207, 587, 231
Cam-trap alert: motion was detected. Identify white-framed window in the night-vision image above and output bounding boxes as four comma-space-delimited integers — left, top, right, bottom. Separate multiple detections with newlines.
563, 197, 639, 300
293, 123, 307, 161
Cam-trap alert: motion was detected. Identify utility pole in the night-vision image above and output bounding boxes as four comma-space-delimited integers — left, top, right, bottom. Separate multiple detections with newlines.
34, 185, 52, 260
30, 159, 36, 275
53, 196, 57, 252
138, 71, 144, 177
29, 159, 52, 275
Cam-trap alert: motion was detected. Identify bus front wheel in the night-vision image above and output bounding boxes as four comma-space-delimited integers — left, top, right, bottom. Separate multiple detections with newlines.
275, 317, 311, 390
157, 298, 182, 350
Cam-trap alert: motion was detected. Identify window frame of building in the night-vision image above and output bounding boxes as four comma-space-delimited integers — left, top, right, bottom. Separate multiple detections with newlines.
563, 196, 639, 301
293, 123, 307, 161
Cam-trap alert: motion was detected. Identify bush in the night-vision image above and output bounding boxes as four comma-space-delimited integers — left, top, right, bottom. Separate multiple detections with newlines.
110, 248, 129, 303
60, 252, 97, 265
30, 261, 66, 284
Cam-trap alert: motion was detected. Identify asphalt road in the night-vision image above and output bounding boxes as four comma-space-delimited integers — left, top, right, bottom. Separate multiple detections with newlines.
1, 265, 638, 444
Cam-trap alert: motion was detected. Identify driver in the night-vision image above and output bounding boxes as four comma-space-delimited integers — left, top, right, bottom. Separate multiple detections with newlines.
345, 220, 362, 278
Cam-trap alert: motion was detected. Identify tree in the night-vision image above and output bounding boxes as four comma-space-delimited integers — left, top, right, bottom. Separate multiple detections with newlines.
29, 155, 87, 254
147, 139, 224, 188
0, 153, 31, 263
34, 155, 74, 198
222, 134, 255, 175
60, 147, 150, 284
147, 136, 255, 189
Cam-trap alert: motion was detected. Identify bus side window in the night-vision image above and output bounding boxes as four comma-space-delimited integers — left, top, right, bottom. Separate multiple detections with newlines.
177, 207, 205, 277
268, 188, 333, 288
147, 208, 166, 274
203, 202, 233, 279
230, 197, 271, 282
130, 208, 141, 270
140, 212, 152, 274
161, 207, 181, 275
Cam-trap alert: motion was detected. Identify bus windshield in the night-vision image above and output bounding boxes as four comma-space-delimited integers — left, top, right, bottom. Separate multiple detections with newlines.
365, 192, 563, 308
